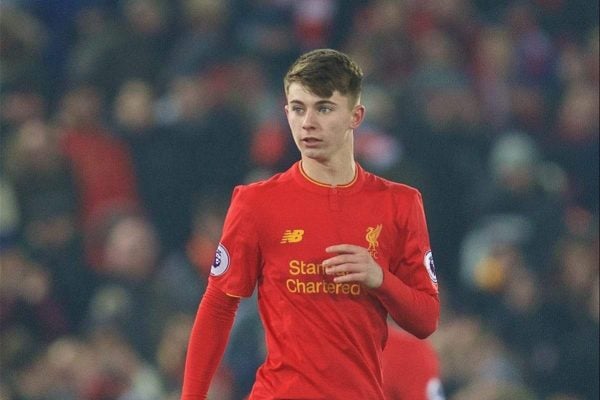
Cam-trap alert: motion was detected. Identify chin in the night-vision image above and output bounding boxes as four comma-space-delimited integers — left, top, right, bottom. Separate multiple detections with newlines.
301, 150, 327, 162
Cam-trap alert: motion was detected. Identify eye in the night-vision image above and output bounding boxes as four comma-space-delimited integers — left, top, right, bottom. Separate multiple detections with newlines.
291, 105, 305, 114
318, 106, 333, 114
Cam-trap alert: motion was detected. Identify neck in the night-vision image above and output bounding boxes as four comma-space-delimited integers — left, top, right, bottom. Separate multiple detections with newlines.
300, 157, 356, 186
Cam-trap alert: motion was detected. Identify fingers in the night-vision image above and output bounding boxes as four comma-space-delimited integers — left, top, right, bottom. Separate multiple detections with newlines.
322, 244, 369, 273
331, 271, 368, 284
324, 259, 363, 276
325, 260, 382, 288
323, 254, 361, 268
322, 244, 383, 288
326, 244, 365, 254
323, 244, 369, 268
323, 254, 368, 276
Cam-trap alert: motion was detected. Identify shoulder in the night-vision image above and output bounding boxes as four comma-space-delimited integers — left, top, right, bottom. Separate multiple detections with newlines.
231, 170, 293, 206
363, 170, 423, 202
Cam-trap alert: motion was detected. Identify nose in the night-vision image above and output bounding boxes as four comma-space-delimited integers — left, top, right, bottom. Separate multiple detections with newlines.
302, 109, 316, 130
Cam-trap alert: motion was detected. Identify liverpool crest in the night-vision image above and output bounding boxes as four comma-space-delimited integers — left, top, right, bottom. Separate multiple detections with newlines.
365, 224, 382, 259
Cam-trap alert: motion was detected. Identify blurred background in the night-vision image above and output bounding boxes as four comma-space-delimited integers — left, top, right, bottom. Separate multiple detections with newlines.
0, 0, 598, 399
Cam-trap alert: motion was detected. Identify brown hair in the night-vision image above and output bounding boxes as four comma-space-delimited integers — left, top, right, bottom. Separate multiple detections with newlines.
284, 49, 363, 107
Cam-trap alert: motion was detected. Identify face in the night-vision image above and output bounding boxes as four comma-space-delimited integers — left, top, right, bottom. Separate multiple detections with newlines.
285, 82, 364, 164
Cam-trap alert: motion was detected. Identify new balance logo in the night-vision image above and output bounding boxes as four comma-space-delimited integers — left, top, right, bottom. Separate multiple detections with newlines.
281, 229, 305, 243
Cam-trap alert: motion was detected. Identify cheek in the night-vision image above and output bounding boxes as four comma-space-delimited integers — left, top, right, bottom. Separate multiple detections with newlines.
286, 117, 301, 141
287, 116, 302, 133
327, 121, 350, 140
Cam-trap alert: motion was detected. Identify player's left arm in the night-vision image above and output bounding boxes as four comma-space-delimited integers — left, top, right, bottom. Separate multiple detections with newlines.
323, 243, 439, 339
323, 190, 439, 338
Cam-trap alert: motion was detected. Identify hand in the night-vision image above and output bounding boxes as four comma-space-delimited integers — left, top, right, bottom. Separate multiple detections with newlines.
323, 244, 384, 289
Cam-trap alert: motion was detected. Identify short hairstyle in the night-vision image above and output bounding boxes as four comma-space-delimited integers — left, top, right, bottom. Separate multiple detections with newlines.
284, 49, 363, 106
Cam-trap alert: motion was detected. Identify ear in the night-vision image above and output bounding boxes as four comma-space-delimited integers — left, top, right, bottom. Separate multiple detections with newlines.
284, 104, 290, 117
350, 104, 366, 129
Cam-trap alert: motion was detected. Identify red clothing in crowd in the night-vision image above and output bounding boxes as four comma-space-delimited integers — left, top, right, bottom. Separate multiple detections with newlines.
383, 324, 445, 400
61, 127, 140, 227
60, 127, 140, 267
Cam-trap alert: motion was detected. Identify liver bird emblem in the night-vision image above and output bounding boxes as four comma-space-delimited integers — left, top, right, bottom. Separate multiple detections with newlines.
365, 224, 382, 259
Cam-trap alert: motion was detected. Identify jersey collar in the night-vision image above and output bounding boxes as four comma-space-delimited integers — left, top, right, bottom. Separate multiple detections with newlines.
291, 161, 365, 194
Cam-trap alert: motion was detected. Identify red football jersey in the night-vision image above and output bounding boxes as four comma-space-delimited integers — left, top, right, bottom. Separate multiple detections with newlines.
210, 162, 439, 400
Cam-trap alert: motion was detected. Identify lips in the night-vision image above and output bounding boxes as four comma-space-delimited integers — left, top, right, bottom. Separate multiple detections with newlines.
301, 137, 322, 148
302, 137, 322, 143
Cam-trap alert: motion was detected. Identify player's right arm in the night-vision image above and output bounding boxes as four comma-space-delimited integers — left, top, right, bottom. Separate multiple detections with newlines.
182, 185, 261, 398
181, 282, 240, 399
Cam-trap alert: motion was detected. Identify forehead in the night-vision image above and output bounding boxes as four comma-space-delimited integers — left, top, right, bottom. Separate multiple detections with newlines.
286, 82, 350, 106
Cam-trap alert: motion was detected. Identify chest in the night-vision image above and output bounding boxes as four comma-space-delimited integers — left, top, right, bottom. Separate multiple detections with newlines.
256, 191, 401, 273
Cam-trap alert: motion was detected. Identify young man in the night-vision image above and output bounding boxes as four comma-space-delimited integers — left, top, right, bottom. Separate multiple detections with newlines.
182, 49, 440, 400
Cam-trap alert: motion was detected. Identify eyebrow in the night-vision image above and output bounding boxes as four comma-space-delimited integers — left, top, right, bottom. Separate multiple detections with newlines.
289, 99, 337, 107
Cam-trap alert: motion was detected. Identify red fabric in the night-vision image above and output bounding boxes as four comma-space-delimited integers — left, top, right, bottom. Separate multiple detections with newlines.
60, 127, 140, 231
60, 127, 141, 268
207, 162, 439, 399
382, 325, 442, 400
181, 282, 240, 399
250, 120, 287, 167
373, 187, 439, 338
375, 267, 439, 338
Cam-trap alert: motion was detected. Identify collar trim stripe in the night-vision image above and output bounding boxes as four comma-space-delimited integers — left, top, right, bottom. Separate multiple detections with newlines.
298, 162, 359, 188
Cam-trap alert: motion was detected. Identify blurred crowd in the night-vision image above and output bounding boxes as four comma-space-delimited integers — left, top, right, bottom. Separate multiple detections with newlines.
0, 0, 598, 399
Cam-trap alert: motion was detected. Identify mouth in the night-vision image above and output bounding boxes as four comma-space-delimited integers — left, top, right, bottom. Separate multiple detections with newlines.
300, 137, 323, 148
301, 137, 322, 144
